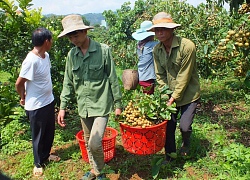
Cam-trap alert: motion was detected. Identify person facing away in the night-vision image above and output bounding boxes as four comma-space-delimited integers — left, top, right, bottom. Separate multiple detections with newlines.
57, 14, 122, 180
132, 20, 158, 94
15, 27, 60, 177
147, 12, 201, 162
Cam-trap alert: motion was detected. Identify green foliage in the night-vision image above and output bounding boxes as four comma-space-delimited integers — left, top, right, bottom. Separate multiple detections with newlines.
103, 0, 147, 68
0, 0, 43, 78
132, 85, 177, 121
244, 70, 250, 87
151, 156, 164, 179
217, 0, 246, 13
0, 115, 31, 155
88, 26, 110, 43
0, 82, 19, 125
219, 143, 250, 176
0, 71, 11, 82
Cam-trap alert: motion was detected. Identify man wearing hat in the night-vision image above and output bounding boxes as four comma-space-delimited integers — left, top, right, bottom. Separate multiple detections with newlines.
148, 12, 200, 162
57, 14, 122, 179
132, 21, 158, 94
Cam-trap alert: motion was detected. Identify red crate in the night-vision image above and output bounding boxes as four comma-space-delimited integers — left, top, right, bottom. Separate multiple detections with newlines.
75, 127, 118, 163
119, 121, 167, 155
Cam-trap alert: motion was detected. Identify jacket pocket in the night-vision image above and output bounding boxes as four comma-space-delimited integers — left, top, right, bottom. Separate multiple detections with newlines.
89, 64, 104, 80
171, 57, 181, 73
72, 64, 81, 83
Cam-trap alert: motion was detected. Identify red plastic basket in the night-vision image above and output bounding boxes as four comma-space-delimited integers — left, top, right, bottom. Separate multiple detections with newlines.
119, 121, 167, 155
75, 127, 118, 163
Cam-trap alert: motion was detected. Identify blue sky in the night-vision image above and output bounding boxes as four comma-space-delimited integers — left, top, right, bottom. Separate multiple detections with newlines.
27, 0, 214, 15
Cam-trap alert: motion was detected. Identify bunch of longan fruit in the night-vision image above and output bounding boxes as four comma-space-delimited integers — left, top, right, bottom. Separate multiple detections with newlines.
213, 29, 249, 55
226, 30, 250, 48
238, 3, 250, 14
121, 101, 154, 128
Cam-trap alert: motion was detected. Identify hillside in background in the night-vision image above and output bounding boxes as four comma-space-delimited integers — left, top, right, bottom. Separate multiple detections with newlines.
45, 13, 105, 25
83, 13, 105, 25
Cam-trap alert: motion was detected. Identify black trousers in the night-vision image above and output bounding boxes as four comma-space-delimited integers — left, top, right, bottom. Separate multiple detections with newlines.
165, 99, 199, 156
26, 101, 55, 167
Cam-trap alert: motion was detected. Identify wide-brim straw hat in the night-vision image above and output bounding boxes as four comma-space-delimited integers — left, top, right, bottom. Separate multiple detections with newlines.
58, 14, 94, 38
132, 21, 155, 41
147, 12, 181, 31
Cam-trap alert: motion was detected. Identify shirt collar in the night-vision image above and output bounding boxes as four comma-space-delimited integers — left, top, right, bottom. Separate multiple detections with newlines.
171, 35, 179, 48
74, 38, 97, 56
159, 35, 179, 49
88, 38, 97, 52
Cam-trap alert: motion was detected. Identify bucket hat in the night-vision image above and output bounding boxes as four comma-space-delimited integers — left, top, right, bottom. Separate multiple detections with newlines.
132, 21, 155, 41
147, 12, 181, 31
58, 14, 94, 38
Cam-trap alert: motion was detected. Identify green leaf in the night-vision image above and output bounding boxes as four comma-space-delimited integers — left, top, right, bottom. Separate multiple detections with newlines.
168, 152, 177, 159
151, 157, 164, 179
244, 70, 250, 88
203, 44, 209, 54
160, 112, 167, 119
167, 106, 177, 113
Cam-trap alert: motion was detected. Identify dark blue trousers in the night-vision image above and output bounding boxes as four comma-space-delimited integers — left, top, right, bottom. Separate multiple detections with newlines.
165, 99, 199, 158
26, 101, 55, 167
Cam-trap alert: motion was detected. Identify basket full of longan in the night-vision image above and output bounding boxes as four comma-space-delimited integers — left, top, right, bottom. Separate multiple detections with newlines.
119, 86, 177, 155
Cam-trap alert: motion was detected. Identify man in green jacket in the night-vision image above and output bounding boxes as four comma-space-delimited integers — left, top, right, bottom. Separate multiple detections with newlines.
148, 12, 200, 162
57, 14, 122, 180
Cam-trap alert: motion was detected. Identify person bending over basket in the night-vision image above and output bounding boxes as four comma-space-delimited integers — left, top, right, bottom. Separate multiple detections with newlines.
147, 12, 201, 162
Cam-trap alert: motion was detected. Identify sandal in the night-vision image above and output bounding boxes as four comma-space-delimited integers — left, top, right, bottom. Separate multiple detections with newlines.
33, 166, 43, 177
48, 154, 61, 162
